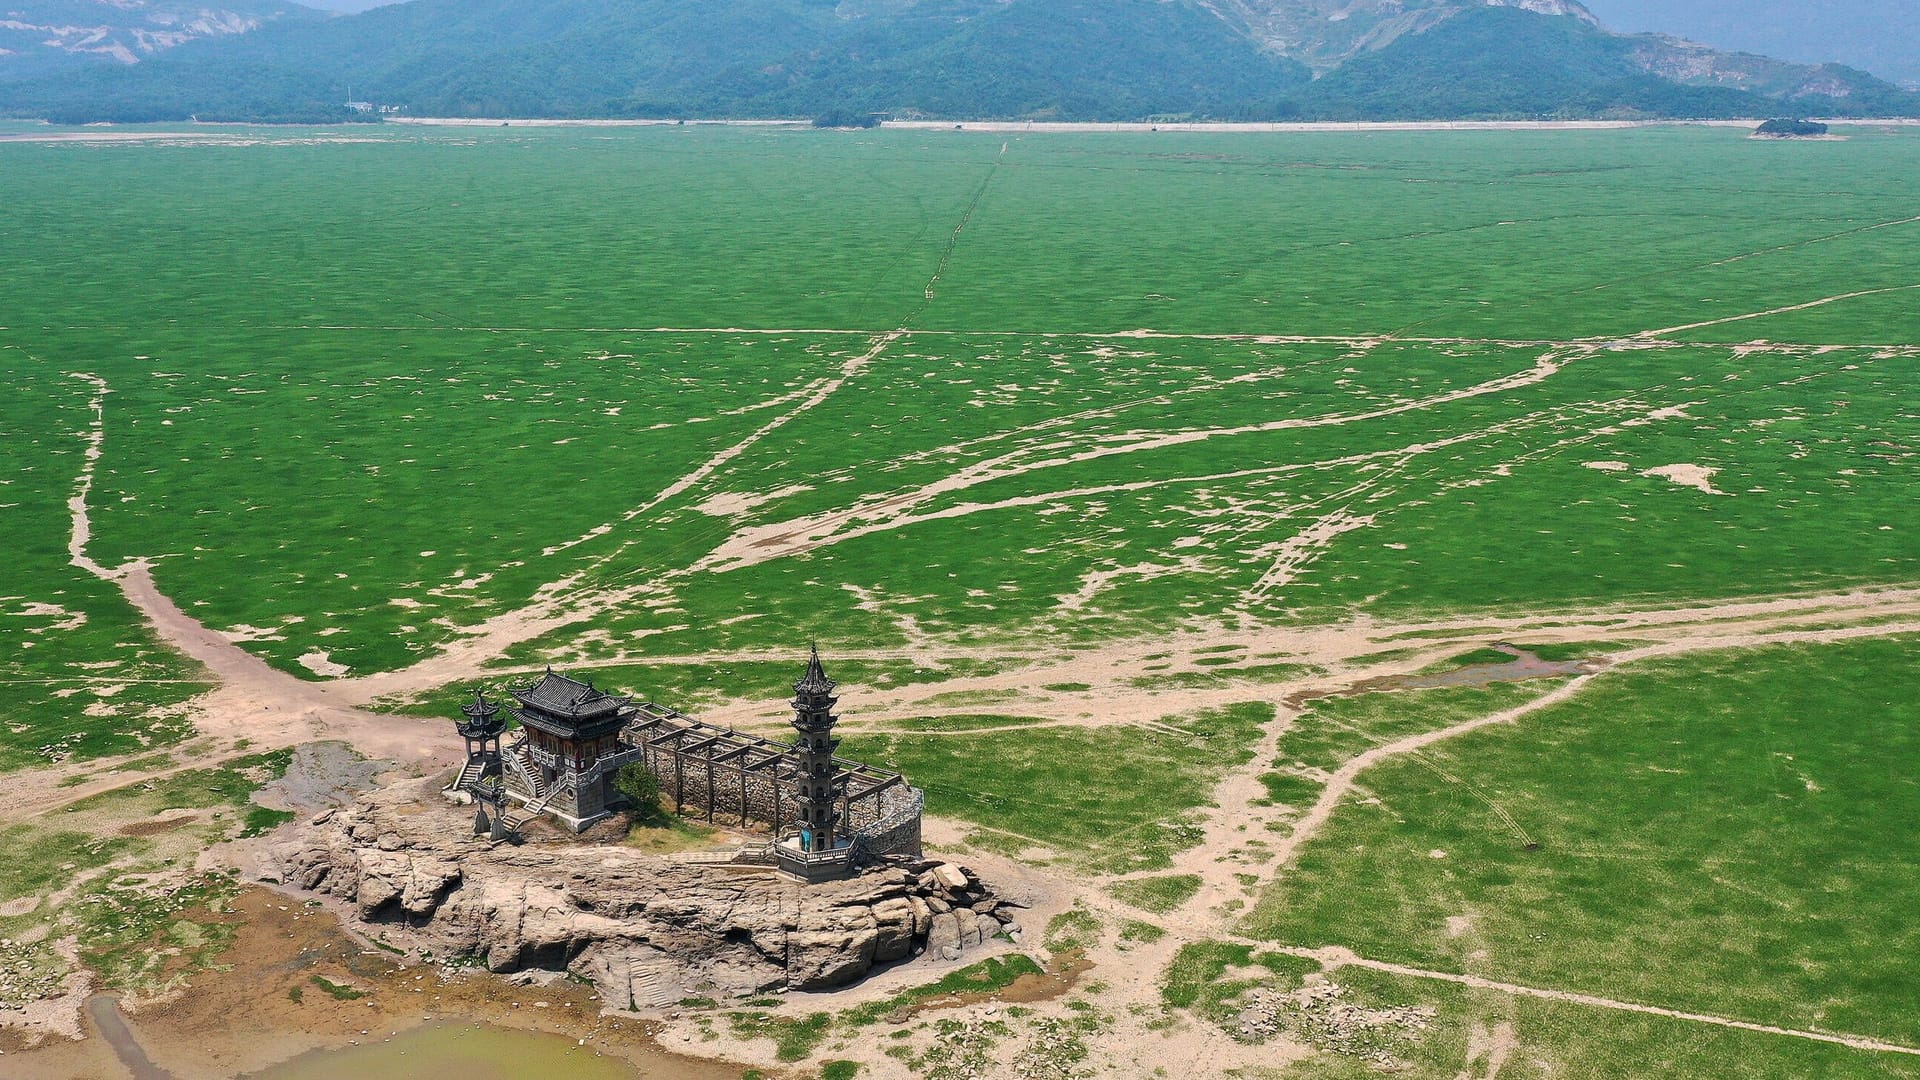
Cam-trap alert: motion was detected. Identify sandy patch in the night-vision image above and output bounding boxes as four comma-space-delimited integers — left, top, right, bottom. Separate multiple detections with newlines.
0, 936, 91, 1044
1583, 460, 1630, 472
1057, 558, 1207, 612
1641, 463, 1728, 495
297, 651, 350, 678
692, 485, 813, 518
9, 602, 86, 632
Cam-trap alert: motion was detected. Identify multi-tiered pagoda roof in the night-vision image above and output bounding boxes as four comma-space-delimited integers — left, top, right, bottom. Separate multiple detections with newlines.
456, 690, 506, 740
508, 668, 635, 739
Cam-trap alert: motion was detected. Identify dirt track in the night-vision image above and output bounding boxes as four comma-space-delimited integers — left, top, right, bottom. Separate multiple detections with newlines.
29, 274, 1920, 1073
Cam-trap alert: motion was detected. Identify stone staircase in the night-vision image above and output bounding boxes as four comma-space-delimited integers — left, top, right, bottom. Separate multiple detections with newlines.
495, 744, 556, 834
501, 787, 558, 833
451, 756, 486, 792
629, 964, 678, 1009
505, 744, 546, 798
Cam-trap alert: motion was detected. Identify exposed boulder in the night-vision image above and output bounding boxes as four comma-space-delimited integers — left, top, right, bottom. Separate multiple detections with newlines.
269, 778, 1023, 1005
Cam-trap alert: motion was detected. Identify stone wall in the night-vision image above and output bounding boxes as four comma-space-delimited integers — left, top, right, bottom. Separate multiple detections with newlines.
643, 748, 784, 826
851, 785, 924, 860
634, 743, 923, 861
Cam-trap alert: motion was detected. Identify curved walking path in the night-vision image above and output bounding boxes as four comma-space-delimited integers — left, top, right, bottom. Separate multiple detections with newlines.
1288, 944, 1920, 1058
1264, 673, 1598, 868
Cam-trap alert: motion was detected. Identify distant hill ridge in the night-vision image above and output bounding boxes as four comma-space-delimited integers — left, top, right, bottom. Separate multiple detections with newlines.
2, 0, 1914, 123
0, 0, 318, 79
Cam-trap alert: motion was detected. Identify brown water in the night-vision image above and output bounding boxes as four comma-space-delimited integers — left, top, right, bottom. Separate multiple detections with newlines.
243, 1022, 664, 1080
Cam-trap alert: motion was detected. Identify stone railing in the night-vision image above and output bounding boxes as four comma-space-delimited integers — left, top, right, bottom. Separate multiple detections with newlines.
577, 746, 646, 786
775, 841, 857, 883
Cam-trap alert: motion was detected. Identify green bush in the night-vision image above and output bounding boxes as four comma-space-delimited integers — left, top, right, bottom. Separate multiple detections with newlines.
614, 763, 663, 823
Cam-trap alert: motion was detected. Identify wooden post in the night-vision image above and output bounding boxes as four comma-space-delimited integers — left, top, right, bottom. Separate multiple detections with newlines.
673, 738, 685, 815
704, 749, 716, 824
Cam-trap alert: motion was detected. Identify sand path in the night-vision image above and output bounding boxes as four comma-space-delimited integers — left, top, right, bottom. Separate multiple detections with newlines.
1639, 283, 1920, 339
1265, 673, 1598, 870
1259, 618, 1920, 874
63, 373, 115, 580
5, 557, 456, 821
694, 345, 1579, 572
1286, 944, 1920, 1057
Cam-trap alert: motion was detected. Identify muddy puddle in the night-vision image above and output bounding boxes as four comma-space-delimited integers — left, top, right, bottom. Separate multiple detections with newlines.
19, 890, 740, 1080
88, 994, 175, 1080
84, 992, 720, 1080
241, 1022, 676, 1080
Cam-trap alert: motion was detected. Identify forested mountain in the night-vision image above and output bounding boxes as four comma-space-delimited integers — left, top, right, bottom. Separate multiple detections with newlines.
2, 0, 1914, 124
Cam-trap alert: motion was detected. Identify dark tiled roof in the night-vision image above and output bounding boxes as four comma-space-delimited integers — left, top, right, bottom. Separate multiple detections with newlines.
457, 690, 506, 736
793, 646, 837, 695
510, 668, 630, 721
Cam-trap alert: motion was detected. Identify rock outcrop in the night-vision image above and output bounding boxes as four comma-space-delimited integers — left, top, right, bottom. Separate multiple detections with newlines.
270, 779, 1020, 1007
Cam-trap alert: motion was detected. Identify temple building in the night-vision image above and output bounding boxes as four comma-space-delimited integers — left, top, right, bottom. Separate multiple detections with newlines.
450, 650, 921, 882
502, 670, 637, 831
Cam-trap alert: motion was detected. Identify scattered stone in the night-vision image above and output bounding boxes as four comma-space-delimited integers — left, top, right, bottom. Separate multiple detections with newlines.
1231, 981, 1435, 1068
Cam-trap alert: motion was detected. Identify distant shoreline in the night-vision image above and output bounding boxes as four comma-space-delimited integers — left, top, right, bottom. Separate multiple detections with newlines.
383, 116, 1920, 133
1, 117, 1915, 144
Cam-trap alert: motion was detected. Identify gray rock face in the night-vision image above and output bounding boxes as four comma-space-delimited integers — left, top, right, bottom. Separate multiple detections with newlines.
272, 779, 1021, 1005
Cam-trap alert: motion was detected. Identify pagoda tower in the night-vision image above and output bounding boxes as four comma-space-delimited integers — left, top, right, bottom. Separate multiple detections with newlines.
789, 646, 846, 854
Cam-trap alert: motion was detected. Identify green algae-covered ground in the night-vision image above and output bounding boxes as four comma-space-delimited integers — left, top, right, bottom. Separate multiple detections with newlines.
3, 122, 1918, 1077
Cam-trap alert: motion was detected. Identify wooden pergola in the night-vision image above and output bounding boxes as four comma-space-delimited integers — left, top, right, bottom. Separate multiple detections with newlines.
623, 702, 904, 831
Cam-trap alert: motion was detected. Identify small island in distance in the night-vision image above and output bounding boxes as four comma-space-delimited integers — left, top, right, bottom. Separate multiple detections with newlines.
1754, 117, 1834, 137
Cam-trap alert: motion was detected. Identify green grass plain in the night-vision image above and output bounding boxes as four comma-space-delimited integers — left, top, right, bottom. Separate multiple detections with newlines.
1246, 636, 1920, 1049
1, 122, 1917, 1076
2, 125, 1915, 686
841, 702, 1272, 872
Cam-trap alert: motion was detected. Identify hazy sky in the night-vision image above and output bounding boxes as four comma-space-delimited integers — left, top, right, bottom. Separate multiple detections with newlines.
1581, 0, 1920, 84
292, 0, 1920, 85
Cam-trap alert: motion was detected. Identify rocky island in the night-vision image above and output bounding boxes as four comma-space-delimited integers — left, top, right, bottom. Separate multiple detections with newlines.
271, 776, 1024, 1007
